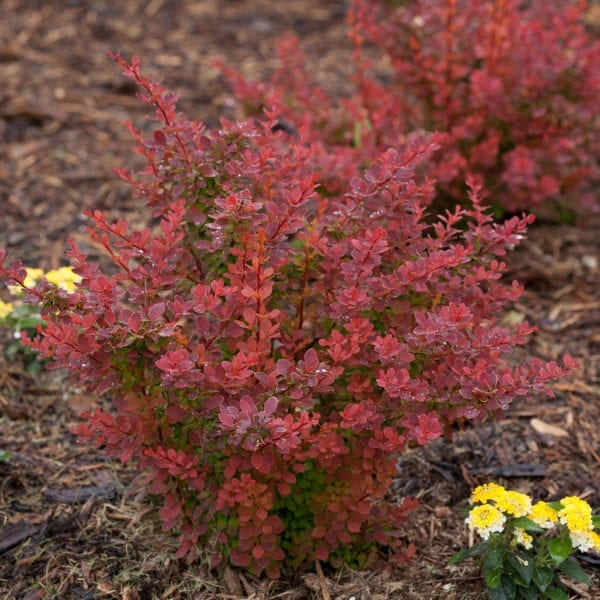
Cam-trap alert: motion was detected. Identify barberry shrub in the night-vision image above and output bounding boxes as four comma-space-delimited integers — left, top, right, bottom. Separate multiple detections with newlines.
221, 0, 600, 217
0, 55, 574, 578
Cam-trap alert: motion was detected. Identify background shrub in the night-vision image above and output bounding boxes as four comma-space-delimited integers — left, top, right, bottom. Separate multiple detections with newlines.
222, 0, 600, 218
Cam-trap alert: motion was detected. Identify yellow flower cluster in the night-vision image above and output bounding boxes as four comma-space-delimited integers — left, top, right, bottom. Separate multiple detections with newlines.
470, 482, 531, 517
44, 267, 82, 292
1, 267, 81, 323
468, 482, 530, 540
527, 501, 559, 529
7, 267, 44, 295
22, 267, 44, 288
466, 503, 507, 540
471, 482, 507, 504
569, 529, 600, 553
468, 483, 600, 553
7, 266, 81, 296
0, 300, 14, 319
513, 527, 533, 550
557, 496, 600, 552
558, 496, 593, 532
496, 490, 532, 517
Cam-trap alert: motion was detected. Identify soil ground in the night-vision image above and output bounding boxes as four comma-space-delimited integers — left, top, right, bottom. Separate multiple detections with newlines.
0, 1, 598, 598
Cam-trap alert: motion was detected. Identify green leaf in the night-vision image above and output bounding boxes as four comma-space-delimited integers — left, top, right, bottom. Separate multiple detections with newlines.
0, 450, 10, 461
548, 536, 572, 566
506, 551, 534, 586
484, 565, 504, 589
16, 315, 45, 329
543, 586, 568, 600
484, 544, 506, 567
592, 515, 600, 529
449, 543, 488, 564
487, 575, 516, 600
532, 566, 554, 592
516, 586, 539, 600
510, 518, 543, 533
482, 544, 507, 589
448, 550, 466, 564
558, 558, 590, 585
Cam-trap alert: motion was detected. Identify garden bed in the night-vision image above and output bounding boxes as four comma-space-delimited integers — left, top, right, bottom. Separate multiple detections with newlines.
0, 1, 598, 598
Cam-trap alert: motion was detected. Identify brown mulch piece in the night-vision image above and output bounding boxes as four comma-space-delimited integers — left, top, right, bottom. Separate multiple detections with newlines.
0, 521, 42, 554
1, 1, 599, 598
42, 485, 118, 505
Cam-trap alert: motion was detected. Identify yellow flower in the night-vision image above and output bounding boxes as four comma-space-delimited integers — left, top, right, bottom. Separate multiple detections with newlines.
0, 300, 14, 319
8, 267, 44, 295
514, 527, 533, 550
471, 483, 531, 517
558, 496, 593, 532
495, 490, 532, 518
471, 482, 507, 504
466, 503, 507, 540
527, 501, 559, 529
44, 267, 82, 293
23, 268, 45, 288
570, 529, 600, 553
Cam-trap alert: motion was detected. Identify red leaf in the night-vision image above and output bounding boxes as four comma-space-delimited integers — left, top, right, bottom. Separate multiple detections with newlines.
347, 521, 362, 533
250, 451, 272, 475
263, 396, 278, 415
153, 129, 167, 146
315, 545, 329, 561
159, 501, 181, 521
148, 302, 166, 320
229, 549, 252, 568
242, 306, 257, 325
312, 526, 326, 539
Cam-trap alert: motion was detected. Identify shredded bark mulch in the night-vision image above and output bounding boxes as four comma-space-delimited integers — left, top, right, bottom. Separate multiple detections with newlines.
1, 1, 598, 598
